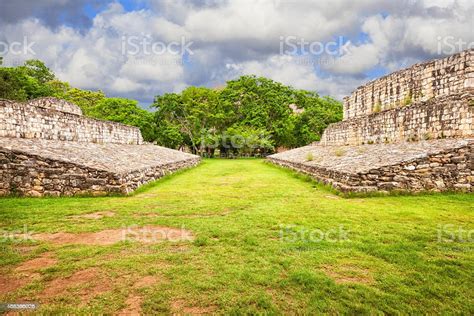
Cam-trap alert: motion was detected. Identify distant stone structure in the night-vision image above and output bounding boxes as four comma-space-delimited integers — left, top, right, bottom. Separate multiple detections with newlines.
0, 97, 200, 197
342, 49, 472, 119
268, 49, 473, 193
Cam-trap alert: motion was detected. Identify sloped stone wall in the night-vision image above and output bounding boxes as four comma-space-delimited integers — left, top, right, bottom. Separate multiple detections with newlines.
321, 93, 473, 146
343, 49, 473, 120
268, 140, 473, 193
0, 99, 143, 145
0, 147, 200, 197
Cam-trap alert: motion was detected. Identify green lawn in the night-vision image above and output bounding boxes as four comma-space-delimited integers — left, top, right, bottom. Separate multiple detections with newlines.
1, 159, 473, 314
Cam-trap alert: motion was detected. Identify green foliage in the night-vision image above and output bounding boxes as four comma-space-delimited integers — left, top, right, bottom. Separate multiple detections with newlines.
403, 92, 413, 106
23, 59, 55, 84
0, 59, 56, 100
373, 101, 382, 113
48, 81, 106, 115
87, 98, 157, 142
153, 75, 342, 155
0, 67, 28, 101
305, 152, 314, 161
333, 147, 346, 157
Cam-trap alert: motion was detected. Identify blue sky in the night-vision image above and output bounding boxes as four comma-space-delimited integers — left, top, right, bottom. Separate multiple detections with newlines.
0, 0, 472, 107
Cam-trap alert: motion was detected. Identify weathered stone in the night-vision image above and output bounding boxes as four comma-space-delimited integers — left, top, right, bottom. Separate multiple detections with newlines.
342, 49, 473, 120
268, 49, 473, 194
0, 98, 201, 197
0, 98, 143, 145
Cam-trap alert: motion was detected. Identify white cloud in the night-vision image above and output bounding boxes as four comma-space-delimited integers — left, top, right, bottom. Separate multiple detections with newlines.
0, 0, 472, 104
226, 55, 365, 99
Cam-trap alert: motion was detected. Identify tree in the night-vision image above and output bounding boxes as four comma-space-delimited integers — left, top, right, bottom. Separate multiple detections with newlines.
152, 75, 343, 156
88, 98, 157, 142
0, 67, 28, 101
219, 76, 297, 148
23, 60, 55, 84
48, 81, 106, 115
153, 87, 223, 154
0, 59, 55, 100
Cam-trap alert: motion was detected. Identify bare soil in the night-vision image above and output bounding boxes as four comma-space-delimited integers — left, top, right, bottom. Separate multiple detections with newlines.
33, 225, 194, 245
69, 211, 116, 220
322, 264, 374, 284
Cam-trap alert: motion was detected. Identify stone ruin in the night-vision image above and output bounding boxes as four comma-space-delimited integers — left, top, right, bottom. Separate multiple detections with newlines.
0, 97, 200, 197
268, 49, 473, 193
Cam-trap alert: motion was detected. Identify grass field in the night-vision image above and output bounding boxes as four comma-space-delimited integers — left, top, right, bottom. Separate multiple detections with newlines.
0, 159, 473, 314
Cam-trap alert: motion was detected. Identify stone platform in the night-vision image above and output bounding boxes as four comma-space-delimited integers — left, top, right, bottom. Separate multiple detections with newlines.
268, 139, 473, 193
0, 138, 200, 197
0, 97, 201, 197
268, 50, 473, 194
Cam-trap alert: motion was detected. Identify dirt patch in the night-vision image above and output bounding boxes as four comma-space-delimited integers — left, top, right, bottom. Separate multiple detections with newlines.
13, 245, 38, 255
118, 275, 159, 314
0, 274, 37, 295
33, 225, 194, 246
169, 244, 191, 253
171, 299, 217, 315
135, 212, 231, 219
0, 253, 55, 296
322, 264, 373, 285
39, 267, 111, 303
119, 295, 143, 315
14, 252, 57, 272
70, 211, 116, 220
133, 275, 159, 289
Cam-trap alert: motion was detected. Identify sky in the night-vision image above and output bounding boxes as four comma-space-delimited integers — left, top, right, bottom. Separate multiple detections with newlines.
0, 0, 473, 108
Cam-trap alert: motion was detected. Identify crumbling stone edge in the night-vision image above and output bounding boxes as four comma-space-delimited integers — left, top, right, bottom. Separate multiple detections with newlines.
266, 142, 473, 196
0, 148, 201, 198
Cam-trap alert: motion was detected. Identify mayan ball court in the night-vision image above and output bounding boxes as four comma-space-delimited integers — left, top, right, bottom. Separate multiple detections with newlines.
0, 1, 473, 314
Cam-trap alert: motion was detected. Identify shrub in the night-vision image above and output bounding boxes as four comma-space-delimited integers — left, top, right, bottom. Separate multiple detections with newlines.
305, 152, 314, 161
403, 92, 412, 106
334, 148, 346, 157
373, 101, 382, 113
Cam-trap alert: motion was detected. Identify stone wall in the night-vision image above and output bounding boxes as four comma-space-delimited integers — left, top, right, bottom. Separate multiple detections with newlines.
343, 49, 473, 120
321, 93, 473, 146
27, 97, 83, 115
0, 147, 200, 197
268, 140, 473, 193
0, 99, 143, 145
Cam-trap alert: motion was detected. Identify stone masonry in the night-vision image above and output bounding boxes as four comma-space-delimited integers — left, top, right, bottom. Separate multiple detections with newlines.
0, 98, 143, 145
0, 97, 200, 197
321, 92, 473, 146
268, 49, 474, 193
343, 49, 473, 119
